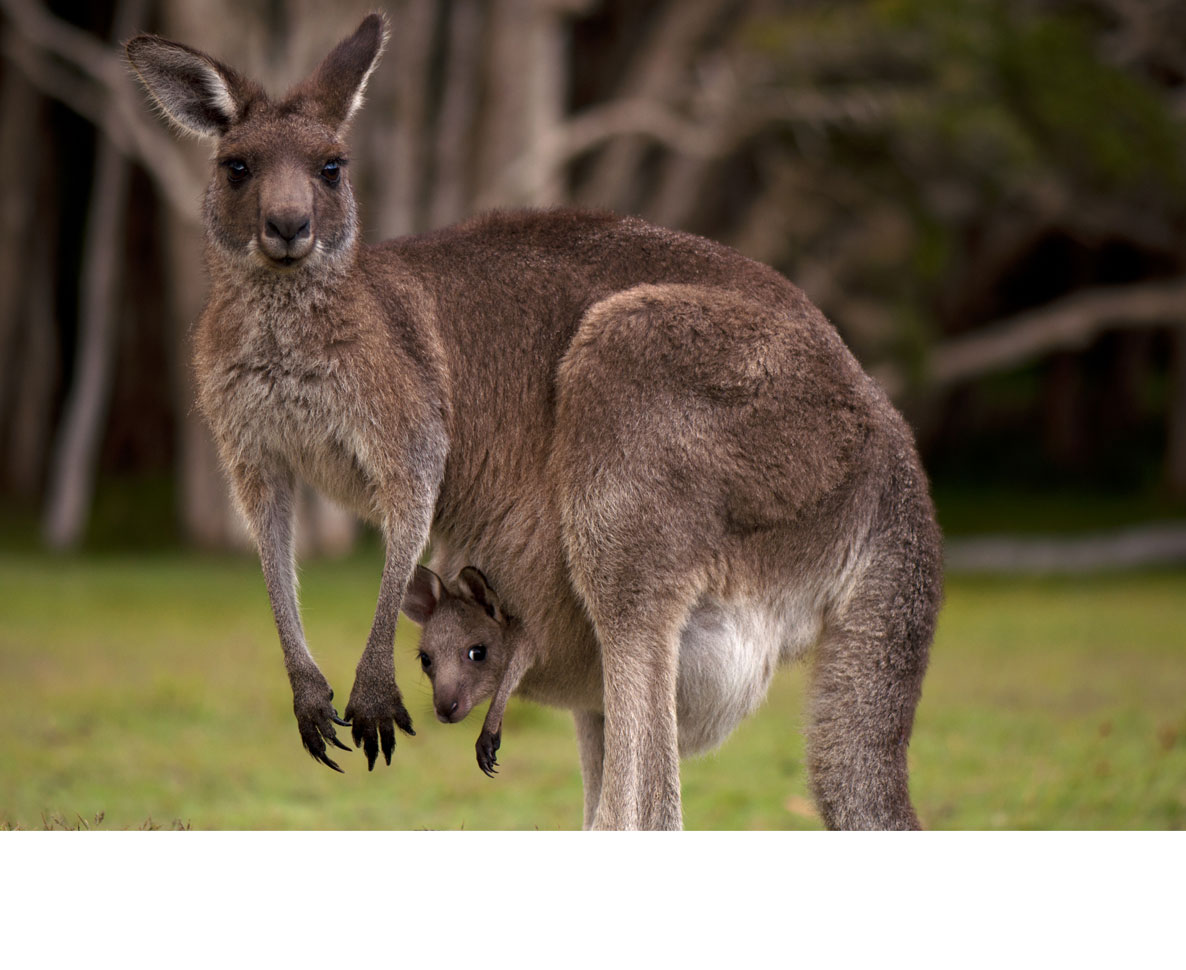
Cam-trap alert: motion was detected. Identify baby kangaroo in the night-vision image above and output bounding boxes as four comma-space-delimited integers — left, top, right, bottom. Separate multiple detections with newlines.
402, 566, 531, 777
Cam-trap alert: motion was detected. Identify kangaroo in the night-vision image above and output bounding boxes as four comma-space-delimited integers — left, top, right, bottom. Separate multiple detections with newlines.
402, 566, 530, 778
126, 13, 943, 830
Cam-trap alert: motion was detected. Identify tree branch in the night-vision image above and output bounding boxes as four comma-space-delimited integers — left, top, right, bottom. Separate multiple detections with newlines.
945, 522, 1186, 573
0, 0, 205, 225
873, 277, 1186, 398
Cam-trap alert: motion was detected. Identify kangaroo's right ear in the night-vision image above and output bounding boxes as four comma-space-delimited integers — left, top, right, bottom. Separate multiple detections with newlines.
402, 566, 444, 625
125, 35, 257, 138
287, 12, 389, 133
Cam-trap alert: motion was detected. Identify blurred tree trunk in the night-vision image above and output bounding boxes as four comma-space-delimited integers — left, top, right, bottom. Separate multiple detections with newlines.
5, 227, 58, 499
0, 48, 50, 496
1168, 328, 1186, 496
427, 0, 483, 228
577, 0, 728, 211
41, 0, 144, 550
476, 0, 571, 207
1042, 353, 1084, 469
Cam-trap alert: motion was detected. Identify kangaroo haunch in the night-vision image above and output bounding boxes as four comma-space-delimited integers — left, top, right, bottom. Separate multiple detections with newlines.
126, 13, 943, 830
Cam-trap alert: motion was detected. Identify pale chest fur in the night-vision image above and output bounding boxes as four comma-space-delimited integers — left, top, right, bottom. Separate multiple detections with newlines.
198, 297, 380, 521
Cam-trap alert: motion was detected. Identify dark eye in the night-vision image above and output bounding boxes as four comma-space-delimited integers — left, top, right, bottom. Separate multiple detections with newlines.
418, 651, 432, 670
224, 159, 249, 183
467, 645, 487, 662
321, 159, 342, 184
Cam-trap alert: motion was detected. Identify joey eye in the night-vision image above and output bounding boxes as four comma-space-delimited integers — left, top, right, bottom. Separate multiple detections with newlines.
418, 651, 432, 670
467, 645, 487, 662
321, 159, 342, 184
224, 159, 249, 183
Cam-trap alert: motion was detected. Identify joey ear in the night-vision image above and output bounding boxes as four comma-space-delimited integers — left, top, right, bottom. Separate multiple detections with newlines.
287, 12, 388, 133
457, 567, 506, 625
125, 35, 257, 138
402, 566, 444, 625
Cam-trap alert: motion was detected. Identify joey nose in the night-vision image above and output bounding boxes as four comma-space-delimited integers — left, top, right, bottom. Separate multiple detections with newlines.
436, 699, 460, 723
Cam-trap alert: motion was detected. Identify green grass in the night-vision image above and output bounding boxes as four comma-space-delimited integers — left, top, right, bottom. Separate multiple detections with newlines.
0, 552, 1183, 829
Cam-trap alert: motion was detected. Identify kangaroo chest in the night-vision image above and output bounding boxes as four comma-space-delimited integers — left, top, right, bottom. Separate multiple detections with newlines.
205, 319, 378, 519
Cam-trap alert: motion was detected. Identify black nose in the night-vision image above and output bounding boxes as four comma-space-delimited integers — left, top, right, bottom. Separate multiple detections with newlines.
265, 214, 311, 243
436, 699, 460, 722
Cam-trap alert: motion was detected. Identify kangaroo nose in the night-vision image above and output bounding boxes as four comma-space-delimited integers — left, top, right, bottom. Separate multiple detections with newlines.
265, 213, 311, 243
436, 699, 460, 723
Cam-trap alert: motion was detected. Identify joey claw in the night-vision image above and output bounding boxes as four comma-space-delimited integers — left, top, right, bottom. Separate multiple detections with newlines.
476, 729, 501, 777
329, 734, 351, 752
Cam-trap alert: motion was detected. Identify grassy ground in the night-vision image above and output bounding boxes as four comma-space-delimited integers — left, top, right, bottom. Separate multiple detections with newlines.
0, 551, 1183, 830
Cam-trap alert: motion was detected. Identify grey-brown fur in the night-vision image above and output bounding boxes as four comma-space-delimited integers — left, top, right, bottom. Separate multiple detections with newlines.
126, 13, 943, 829
403, 565, 532, 777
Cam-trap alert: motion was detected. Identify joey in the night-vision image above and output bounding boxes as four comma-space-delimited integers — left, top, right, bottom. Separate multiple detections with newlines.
403, 566, 532, 777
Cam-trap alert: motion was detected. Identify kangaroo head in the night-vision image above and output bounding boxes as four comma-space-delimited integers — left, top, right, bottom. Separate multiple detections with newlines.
403, 566, 512, 724
125, 14, 387, 274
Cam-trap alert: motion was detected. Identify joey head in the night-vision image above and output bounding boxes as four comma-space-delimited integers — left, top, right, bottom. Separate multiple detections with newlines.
403, 566, 532, 777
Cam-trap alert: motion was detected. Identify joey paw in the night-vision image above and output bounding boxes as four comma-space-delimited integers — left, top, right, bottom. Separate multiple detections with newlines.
476, 728, 501, 778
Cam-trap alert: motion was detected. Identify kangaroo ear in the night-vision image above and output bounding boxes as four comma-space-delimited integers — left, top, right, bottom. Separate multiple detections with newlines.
457, 567, 506, 625
288, 12, 388, 133
125, 35, 257, 138
403, 565, 444, 625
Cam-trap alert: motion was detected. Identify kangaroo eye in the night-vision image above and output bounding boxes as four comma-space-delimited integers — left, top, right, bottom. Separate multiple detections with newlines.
467, 645, 487, 662
321, 159, 342, 184
224, 159, 250, 183
418, 651, 432, 670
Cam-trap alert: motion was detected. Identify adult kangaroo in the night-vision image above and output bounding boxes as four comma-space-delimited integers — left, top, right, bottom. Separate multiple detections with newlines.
126, 13, 942, 830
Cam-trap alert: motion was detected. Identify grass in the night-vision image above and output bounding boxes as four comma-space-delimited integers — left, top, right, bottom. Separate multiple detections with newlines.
0, 551, 1183, 829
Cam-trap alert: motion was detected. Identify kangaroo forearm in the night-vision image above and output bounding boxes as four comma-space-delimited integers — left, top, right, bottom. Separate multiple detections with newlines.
360, 502, 434, 662
233, 461, 317, 680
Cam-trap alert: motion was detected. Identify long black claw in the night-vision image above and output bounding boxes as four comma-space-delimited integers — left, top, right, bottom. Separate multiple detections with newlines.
329, 734, 351, 752
380, 724, 395, 767
363, 734, 379, 771
313, 749, 344, 773
331, 710, 351, 728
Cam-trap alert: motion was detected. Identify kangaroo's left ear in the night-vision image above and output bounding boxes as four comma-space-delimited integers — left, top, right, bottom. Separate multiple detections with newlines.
286, 12, 388, 134
125, 34, 261, 138
457, 567, 506, 626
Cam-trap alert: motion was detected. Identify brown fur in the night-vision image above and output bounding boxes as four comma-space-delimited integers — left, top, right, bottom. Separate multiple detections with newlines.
403, 566, 531, 777
126, 13, 943, 828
